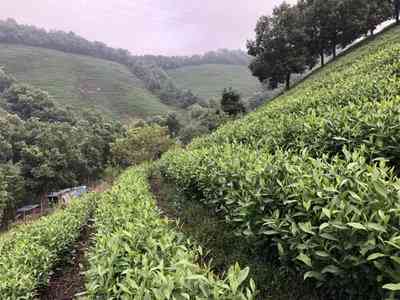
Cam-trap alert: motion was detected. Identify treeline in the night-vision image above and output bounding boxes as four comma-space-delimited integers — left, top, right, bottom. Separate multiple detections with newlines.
248, 0, 400, 90
0, 19, 249, 108
138, 49, 250, 70
0, 69, 123, 229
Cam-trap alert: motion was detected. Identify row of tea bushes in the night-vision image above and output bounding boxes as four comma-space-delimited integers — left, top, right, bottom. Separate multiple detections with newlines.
160, 145, 400, 298
190, 27, 400, 166
84, 167, 255, 299
0, 194, 94, 299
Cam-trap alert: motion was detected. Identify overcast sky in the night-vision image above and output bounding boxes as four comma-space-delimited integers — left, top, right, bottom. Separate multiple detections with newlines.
1, 0, 295, 56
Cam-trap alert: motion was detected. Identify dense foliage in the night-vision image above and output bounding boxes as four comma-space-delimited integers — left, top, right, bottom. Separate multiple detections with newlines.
110, 125, 174, 167
221, 88, 246, 116
248, 0, 397, 89
85, 167, 256, 299
0, 69, 123, 228
0, 194, 94, 299
159, 25, 400, 298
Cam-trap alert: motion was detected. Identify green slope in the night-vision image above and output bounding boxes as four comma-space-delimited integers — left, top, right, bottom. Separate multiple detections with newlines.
167, 64, 261, 100
0, 44, 171, 120
0, 97, 7, 117
160, 25, 400, 298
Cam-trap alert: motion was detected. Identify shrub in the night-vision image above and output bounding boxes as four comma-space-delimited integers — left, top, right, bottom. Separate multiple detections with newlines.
0, 193, 94, 299
85, 167, 256, 299
110, 125, 174, 167
160, 145, 400, 298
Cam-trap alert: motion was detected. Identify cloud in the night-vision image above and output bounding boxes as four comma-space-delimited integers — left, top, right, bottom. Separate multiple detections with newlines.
0, 0, 294, 55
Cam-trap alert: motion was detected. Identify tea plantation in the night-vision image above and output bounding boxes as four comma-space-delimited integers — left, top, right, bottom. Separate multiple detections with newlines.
159, 25, 400, 299
84, 167, 255, 299
167, 64, 261, 99
0, 44, 171, 120
0, 194, 95, 298
1, 21, 400, 300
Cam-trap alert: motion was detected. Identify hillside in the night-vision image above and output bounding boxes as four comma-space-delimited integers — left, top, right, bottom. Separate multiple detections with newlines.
0, 44, 171, 120
0, 97, 8, 117
159, 24, 400, 299
167, 64, 261, 100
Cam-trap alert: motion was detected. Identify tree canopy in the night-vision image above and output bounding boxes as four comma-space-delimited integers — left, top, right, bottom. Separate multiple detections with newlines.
248, 0, 395, 90
0, 70, 124, 228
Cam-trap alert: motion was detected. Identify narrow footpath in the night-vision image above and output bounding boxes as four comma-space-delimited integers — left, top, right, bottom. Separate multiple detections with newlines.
38, 220, 93, 300
38, 182, 109, 300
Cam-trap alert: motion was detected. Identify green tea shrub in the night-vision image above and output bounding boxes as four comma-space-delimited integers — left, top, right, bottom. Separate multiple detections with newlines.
0, 194, 94, 299
160, 145, 400, 298
85, 167, 256, 299
189, 28, 400, 169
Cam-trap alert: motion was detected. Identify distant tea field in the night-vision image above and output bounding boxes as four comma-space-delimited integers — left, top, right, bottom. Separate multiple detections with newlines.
168, 64, 261, 100
0, 44, 171, 120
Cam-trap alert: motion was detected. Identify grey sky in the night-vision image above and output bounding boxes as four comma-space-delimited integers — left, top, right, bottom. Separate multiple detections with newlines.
1, 0, 295, 56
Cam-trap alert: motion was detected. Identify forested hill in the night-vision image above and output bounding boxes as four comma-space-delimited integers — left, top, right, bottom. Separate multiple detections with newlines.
0, 67, 125, 228
0, 19, 253, 111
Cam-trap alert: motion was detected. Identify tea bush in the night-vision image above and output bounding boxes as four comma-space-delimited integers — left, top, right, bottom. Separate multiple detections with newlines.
160, 145, 400, 298
84, 167, 255, 299
0, 194, 94, 299
159, 25, 400, 298
189, 27, 400, 166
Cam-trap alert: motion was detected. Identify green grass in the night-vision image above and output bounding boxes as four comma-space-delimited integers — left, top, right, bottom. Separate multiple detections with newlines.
0, 44, 171, 121
168, 64, 261, 100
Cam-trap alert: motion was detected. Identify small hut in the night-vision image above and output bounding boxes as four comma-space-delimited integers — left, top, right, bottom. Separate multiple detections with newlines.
16, 204, 40, 221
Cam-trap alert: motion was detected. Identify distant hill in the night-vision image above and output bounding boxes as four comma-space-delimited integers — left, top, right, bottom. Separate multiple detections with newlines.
167, 64, 261, 100
0, 44, 172, 120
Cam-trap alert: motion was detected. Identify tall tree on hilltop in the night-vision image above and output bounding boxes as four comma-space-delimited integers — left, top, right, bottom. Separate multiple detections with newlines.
301, 0, 345, 61
338, 0, 366, 46
361, 0, 392, 35
247, 3, 316, 90
388, 0, 400, 23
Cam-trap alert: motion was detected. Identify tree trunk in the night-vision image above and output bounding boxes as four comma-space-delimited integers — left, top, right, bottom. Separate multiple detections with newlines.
332, 44, 337, 60
320, 51, 325, 67
0, 206, 14, 231
285, 73, 291, 90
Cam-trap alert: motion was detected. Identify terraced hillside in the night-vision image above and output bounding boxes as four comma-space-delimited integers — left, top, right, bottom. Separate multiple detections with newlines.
159, 25, 400, 299
0, 44, 171, 120
168, 64, 261, 99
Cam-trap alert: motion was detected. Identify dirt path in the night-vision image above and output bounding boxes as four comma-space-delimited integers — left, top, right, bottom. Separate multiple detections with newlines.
149, 174, 177, 219
38, 220, 93, 300
36, 181, 111, 299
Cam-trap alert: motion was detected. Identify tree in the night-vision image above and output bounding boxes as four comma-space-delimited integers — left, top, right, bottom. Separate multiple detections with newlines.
389, 0, 400, 23
302, 0, 344, 61
0, 68, 15, 93
165, 112, 181, 137
0, 69, 124, 199
397, 0, 400, 23
248, 3, 316, 89
220, 88, 245, 116
110, 125, 174, 167
0, 163, 25, 229
4, 84, 73, 123
360, 0, 392, 35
